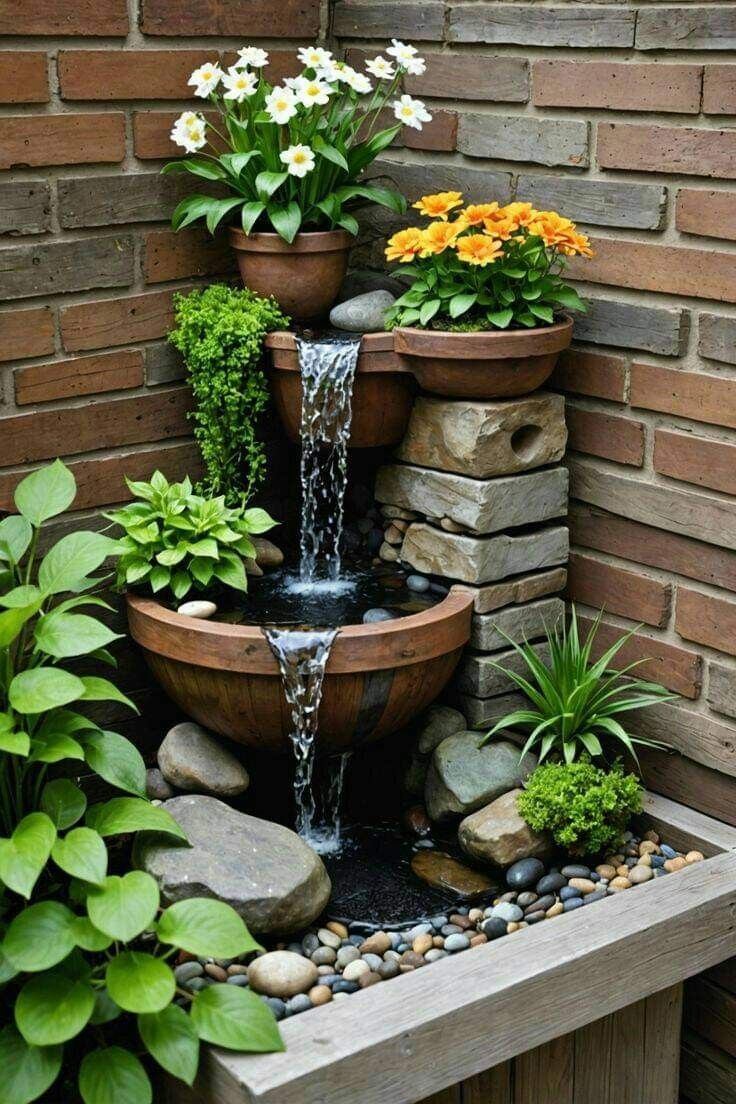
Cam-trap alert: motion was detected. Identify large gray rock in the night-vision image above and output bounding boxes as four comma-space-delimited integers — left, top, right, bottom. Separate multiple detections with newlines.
329, 290, 395, 333
470, 597, 564, 652
458, 788, 552, 866
425, 733, 537, 821
401, 523, 569, 585
416, 704, 467, 756
157, 722, 249, 798
134, 795, 331, 935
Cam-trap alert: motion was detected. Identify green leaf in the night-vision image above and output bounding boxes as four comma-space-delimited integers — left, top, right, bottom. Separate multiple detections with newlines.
486, 308, 514, 329
220, 150, 260, 177
205, 197, 245, 235
241, 199, 266, 234
34, 612, 121, 659
530, 303, 554, 324
9, 668, 84, 715
0, 515, 33, 564
0, 604, 39, 649
86, 797, 187, 841
16, 973, 95, 1046
242, 507, 276, 535
335, 183, 406, 214
14, 460, 76, 527
90, 988, 121, 1025
191, 984, 284, 1052
79, 1047, 152, 1104
29, 732, 85, 764
106, 952, 176, 1014
156, 899, 261, 959
448, 292, 477, 319
38, 531, 116, 596
70, 916, 112, 953
553, 285, 587, 311
78, 676, 137, 711
41, 780, 87, 830
213, 555, 248, 592
52, 828, 107, 886
267, 200, 302, 244
0, 726, 30, 756
87, 871, 160, 943
419, 298, 441, 326
138, 1005, 199, 1086
4, 902, 76, 972
161, 157, 226, 181
336, 212, 359, 236
0, 1025, 62, 1104
0, 584, 41, 608
0, 813, 57, 899
313, 135, 349, 171
81, 730, 147, 797
255, 170, 288, 201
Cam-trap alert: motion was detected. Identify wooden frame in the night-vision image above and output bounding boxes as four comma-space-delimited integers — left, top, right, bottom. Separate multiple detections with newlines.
166, 793, 736, 1104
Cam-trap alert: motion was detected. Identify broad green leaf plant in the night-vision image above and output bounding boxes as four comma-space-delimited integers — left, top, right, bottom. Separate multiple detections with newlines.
106, 470, 277, 601
0, 461, 283, 1104
162, 40, 433, 241
482, 607, 675, 767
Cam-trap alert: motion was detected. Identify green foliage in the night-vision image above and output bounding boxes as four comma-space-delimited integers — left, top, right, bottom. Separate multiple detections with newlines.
0, 461, 283, 1102
482, 606, 675, 769
517, 759, 643, 856
106, 468, 277, 601
169, 284, 288, 503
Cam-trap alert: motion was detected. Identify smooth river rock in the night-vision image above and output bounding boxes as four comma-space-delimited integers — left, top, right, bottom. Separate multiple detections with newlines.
416, 704, 467, 756
157, 721, 250, 798
329, 290, 396, 332
134, 795, 331, 935
458, 788, 552, 866
425, 733, 537, 821
248, 951, 319, 998
410, 850, 497, 898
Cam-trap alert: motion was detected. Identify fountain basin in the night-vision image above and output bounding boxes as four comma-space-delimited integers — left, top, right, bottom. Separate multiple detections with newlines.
266, 331, 415, 448
126, 587, 473, 753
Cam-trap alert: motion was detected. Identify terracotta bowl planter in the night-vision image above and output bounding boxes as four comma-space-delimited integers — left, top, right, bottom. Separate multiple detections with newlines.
126, 588, 473, 754
266, 331, 416, 448
229, 228, 354, 324
393, 315, 573, 400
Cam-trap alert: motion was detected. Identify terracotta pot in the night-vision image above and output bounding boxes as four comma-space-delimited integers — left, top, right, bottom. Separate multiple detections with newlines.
229, 228, 354, 323
393, 316, 573, 400
265, 331, 416, 449
126, 588, 473, 754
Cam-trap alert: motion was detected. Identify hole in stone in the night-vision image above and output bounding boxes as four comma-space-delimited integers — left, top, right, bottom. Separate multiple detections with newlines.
510, 423, 544, 462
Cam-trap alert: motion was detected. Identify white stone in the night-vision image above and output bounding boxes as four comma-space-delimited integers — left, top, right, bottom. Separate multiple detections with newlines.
177, 600, 217, 619
248, 951, 319, 998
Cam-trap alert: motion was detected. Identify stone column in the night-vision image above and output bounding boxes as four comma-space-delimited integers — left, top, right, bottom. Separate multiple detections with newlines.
374, 392, 569, 730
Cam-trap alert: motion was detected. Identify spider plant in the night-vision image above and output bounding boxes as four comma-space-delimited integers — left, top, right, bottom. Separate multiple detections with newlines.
480, 607, 675, 768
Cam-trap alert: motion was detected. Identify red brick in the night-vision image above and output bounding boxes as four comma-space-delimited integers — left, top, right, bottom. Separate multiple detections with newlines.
677, 588, 736, 659
143, 228, 234, 284
403, 110, 458, 153
630, 363, 736, 431
347, 48, 529, 103
0, 388, 192, 467
0, 114, 124, 170
676, 189, 736, 242
533, 60, 701, 114
60, 289, 181, 353
654, 429, 736, 497
566, 405, 645, 467
578, 615, 702, 698
0, 0, 128, 35
568, 552, 670, 628
567, 236, 736, 304
0, 53, 48, 104
14, 350, 143, 406
0, 307, 55, 363
132, 110, 223, 160
598, 123, 736, 179
59, 50, 207, 101
703, 66, 736, 114
571, 503, 736, 596
551, 349, 627, 403
141, 0, 319, 36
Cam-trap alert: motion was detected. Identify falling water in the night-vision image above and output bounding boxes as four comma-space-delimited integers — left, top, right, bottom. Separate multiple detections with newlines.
296, 335, 361, 584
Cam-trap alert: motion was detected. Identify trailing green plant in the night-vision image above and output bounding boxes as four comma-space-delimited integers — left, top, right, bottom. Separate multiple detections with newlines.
106, 470, 276, 602
517, 758, 643, 856
169, 284, 288, 504
0, 460, 283, 1104
481, 607, 675, 768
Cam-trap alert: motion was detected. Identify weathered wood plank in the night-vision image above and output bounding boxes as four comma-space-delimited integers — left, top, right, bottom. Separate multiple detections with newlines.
642, 749, 736, 828
643, 986, 681, 1104
460, 1064, 512, 1104
680, 1029, 736, 1104
685, 977, 736, 1058
516, 1033, 574, 1104
572, 1014, 612, 1104
640, 792, 736, 857
608, 996, 646, 1104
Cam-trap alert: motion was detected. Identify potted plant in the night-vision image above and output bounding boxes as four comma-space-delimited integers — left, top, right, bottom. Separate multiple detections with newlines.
385, 195, 592, 399
163, 41, 432, 322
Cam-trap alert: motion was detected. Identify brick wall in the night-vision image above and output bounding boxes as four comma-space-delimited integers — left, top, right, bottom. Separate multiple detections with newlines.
333, 0, 736, 822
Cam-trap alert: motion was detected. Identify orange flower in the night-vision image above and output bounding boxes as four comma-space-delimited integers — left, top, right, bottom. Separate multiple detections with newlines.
385, 227, 425, 263
503, 201, 539, 229
458, 203, 503, 227
456, 234, 504, 266
482, 217, 516, 241
412, 191, 464, 220
559, 230, 594, 258
420, 221, 460, 255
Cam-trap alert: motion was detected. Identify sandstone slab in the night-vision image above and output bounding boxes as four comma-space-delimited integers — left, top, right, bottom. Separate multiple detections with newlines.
455, 643, 551, 697
460, 567, 567, 614
157, 721, 249, 797
401, 523, 569, 584
471, 597, 564, 652
410, 850, 497, 897
456, 692, 528, 731
459, 789, 552, 866
394, 393, 567, 479
425, 732, 536, 821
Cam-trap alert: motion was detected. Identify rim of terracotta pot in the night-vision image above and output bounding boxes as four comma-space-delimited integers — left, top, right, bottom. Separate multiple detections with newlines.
393, 314, 573, 360
228, 227, 355, 254
265, 330, 412, 374
126, 586, 474, 676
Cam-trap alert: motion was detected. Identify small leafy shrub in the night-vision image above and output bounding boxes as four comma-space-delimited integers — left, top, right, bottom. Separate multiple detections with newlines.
106, 470, 276, 601
384, 193, 591, 331
482, 607, 674, 767
0, 461, 282, 1104
517, 759, 643, 856
169, 284, 288, 504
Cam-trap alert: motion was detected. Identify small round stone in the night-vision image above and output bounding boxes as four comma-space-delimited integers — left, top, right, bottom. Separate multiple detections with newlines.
468, 908, 483, 923
444, 934, 470, 952
407, 574, 430, 593
609, 876, 632, 891
413, 934, 433, 955
482, 917, 508, 940
561, 864, 591, 879
360, 933, 391, 956
536, 873, 566, 895
359, 971, 382, 989
175, 962, 204, 984
506, 858, 545, 891
205, 963, 228, 982
629, 865, 653, 884
425, 948, 448, 962
639, 840, 658, 856
560, 886, 581, 902
660, 844, 678, 860
227, 974, 249, 987
568, 877, 596, 895
286, 994, 313, 1016
516, 891, 538, 909
302, 933, 320, 956
333, 979, 359, 994
311, 946, 336, 966
317, 927, 341, 950
563, 898, 584, 912
186, 978, 211, 992
342, 959, 370, 982
227, 964, 248, 976
583, 890, 607, 905
430, 915, 448, 929
327, 921, 349, 940
596, 864, 617, 880
248, 951, 319, 999
651, 855, 666, 869
361, 953, 383, 971
363, 608, 398, 624
336, 945, 360, 968
470, 933, 488, 947
526, 894, 554, 915
178, 599, 217, 620
309, 985, 332, 1006
686, 851, 705, 864
263, 996, 286, 1020
664, 856, 688, 872
546, 902, 564, 918
441, 924, 463, 936
492, 902, 524, 923
378, 959, 400, 979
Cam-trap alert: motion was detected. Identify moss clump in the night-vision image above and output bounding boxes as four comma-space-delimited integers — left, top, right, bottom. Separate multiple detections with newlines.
517, 759, 642, 856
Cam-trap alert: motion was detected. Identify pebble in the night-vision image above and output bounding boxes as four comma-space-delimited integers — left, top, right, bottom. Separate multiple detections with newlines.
526, 895, 555, 915
342, 960, 370, 982
430, 915, 448, 929
482, 917, 508, 940
609, 876, 632, 892
359, 971, 382, 989
583, 890, 608, 905
506, 857, 545, 891
378, 960, 400, 980
205, 963, 228, 982
492, 902, 524, 923
263, 997, 286, 1021
651, 855, 666, 869
336, 945, 360, 968
596, 864, 617, 880
286, 994, 312, 1016
248, 951, 319, 998
360, 933, 391, 955
536, 873, 566, 895
444, 934, 470, 952
317, 927, 341, 950
517, 891, 538, 908
227, 964, 248, 976
407, 574, 430, 593
546, 902, 564, 918
686, 851, 705, 864
629, 865, 653, 884
660, 844, 677, 859
187, 977, 212, 992
227, 974, 249, 987
561, 864, 590, 879
568, 877, 596, 895
178, 600, 217, 620
560, 886, 581, 901
327, 921, 349, 940
311, 946, 337, 966
302, 933, 320, 956
333, 979, 359, 994
425, 948, 448, 962
363, 607, 399, 623
309, 985, 332, 1006
664, 856, 688, 872
441, 923, 463, 936
563, 898, 584, 912
413, 934, 434, 955
175, 962, 204, 984
362, 953, 383, 971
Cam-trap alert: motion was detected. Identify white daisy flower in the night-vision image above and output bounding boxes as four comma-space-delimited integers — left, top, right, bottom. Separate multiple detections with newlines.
294, 75, 333, 108
346, 70, 373, 94
188, 62, 222, 98
236, 46, 269, 68
265, 85, 298, 124
392, 93, 432, 130
297, 45, 333, 70
171, 113, 208, 152
222, 66, 258, 102
317, 59, 342, 83
333, 63, 358, 85
403, 54, 427, 76
280, 143, 315, 178
386, 39, 417, 62
365, 55, 396, 80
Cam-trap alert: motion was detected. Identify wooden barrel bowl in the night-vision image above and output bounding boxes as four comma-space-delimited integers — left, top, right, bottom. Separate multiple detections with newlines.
265, 331, 416, 448
126, 588, 474, 753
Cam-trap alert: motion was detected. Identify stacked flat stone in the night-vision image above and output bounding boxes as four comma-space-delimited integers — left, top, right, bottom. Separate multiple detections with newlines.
374, 392, 569, 729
